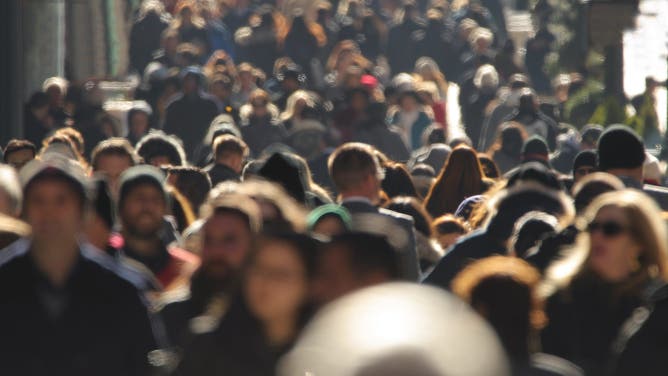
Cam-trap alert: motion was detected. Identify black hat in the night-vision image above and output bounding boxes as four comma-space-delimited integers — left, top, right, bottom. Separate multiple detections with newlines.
597, 125, 645, 171
521, 136, 549, 165
117, 165, 167, 209
572, 150, 597, 173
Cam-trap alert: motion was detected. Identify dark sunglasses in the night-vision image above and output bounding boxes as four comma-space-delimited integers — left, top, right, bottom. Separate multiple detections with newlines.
587, 220, 627, 237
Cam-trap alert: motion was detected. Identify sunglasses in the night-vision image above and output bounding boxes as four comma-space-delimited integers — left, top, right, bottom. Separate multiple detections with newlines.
587, 220, 627, 237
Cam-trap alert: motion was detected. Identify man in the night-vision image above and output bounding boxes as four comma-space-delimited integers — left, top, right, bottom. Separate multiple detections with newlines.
313, 232, 401, 305
3, 139, 36, 170
0, 156, 158, 375
160, 193, 261, 350
109, 165, 200, 294
328, 143, 419, 280
204, 134, 248, 186
91, 137, 138, 199
163, 67, 219, 161
597, 124, 668, 210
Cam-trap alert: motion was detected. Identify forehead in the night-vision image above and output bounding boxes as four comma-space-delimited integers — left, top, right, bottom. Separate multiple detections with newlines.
595, 205, 627, 222
204, 211, 250, 231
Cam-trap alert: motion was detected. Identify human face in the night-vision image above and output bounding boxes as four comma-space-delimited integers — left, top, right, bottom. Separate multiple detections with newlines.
244, 241, 309, 323
130, 112, 150, 137
6, 149, 35, 171
201, 213, 253, 280
312, 246, 359, 304
120, 184, 166, 239
24, 178, 83, 244
587, 206, 642, 282
96, 154, 133, 199
251, 99, 269, 118
573, 165, 595, 184
149, 155, 173, 167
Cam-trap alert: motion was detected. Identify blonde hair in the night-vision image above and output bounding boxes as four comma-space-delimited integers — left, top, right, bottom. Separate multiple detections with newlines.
280, 90, 315, 122
541, 189, 668, 298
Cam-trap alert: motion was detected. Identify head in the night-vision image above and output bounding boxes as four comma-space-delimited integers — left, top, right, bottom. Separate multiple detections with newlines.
425, 145, 487, 217
580, 124, 604, 150
127, 102, 153, 139
307, 204, 352, 238
313, 232, 400, 305
572, 150, 597, 184
91, 138, 138, 199
117, 166, 168, 244
248, 89, 271, 119
198, 194, 261, 286
27, 92, 50, 121
4, 139, 36, 171
42, 76, 68, 108
398, 91, 422, 112
213, 134, 248, 173
166, 166, 212, 212
244, 233, 318, 327
572, 172, 625, 214
329, 143, 385, 203
136, 131, 187, 167
473, 64, 499, 95
181, 69, 202, 95
20, 157, 88, 246
384, 196, 433, 238
432, 214, 468, 250
381, 162, 419, 199
521, 136, 549, 166
582, 190, 668, 285
452, 256, 546, 361
597, 125, 645, 182
477, 154, 500, 179
510, 211, 559, 258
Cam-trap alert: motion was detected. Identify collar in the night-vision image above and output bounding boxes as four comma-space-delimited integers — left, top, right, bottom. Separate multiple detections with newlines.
341, 196, 373, 205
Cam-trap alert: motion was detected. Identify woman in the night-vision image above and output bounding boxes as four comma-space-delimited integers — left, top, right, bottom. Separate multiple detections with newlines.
176, 233, 318, 376
541, 190, 668, 375
424, 145, 494, 218
280, 90, 315, 131
390, 90, 432, 151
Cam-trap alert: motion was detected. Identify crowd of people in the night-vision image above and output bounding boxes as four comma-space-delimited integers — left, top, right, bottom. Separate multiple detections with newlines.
4, 0, 668, 375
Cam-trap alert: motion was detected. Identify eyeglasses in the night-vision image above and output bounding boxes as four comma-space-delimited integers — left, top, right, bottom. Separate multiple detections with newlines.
587, 220, 628, 237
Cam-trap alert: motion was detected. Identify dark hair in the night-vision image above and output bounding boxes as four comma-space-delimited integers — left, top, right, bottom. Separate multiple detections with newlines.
384, 196, 433, 237
4, 139, 36, 162
166, 186, 195, 233
91, 138, 138, 171
166, 166, 212, 212
136, 131, 186, 166
329, 143, 382, 192
477, 154, 500, 179
381, 163, 418, 199
325, 232, 401, 280
432, 214, 468, 236
27, 92, 49, 109
424, 145, 491, 218
213, 134, 248, 160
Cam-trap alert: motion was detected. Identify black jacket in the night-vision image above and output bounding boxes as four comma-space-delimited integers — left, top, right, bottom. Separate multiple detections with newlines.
204, 163, 241, 187
0, 239, 158, 376
163, 93, 219, 160
175, 296, 292, 376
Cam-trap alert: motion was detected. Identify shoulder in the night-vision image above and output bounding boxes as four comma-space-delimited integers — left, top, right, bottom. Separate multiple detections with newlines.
81, 243, 158, 292
0, 238, 31, 269
379, 207, 414, 225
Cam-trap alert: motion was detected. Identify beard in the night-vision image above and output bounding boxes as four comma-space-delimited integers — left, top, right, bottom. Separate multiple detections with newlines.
123, 212, 163, 239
